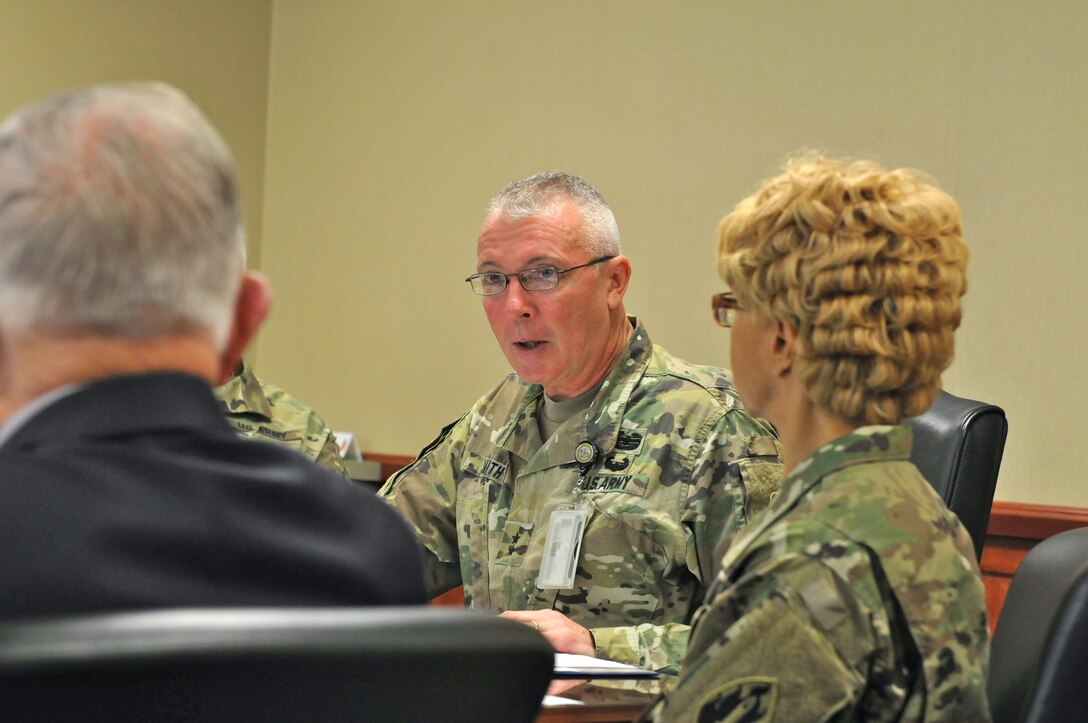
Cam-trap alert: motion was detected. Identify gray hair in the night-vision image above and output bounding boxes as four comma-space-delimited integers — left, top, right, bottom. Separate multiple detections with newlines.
486, 171, 622, 257
0, 82, 245, 348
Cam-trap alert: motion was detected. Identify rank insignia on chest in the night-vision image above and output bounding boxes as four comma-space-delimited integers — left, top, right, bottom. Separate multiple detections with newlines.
479, 457, 508, 482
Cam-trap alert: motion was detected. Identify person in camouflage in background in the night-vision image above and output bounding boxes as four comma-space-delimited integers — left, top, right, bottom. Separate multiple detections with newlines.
649, 156, 989, 722
380, 172, 783, 674
216, 358, 348, 476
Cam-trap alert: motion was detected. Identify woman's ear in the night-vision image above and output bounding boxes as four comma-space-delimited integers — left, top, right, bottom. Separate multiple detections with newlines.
772, 318, 798, 377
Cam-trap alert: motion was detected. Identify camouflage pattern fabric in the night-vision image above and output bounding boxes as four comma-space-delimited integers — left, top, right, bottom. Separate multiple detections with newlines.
215, 359, 348, 476
652, 425, 990, 722
380, 318, 783, 673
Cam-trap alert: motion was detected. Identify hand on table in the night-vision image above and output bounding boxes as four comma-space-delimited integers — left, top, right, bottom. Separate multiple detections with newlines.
500, 609, 595, 657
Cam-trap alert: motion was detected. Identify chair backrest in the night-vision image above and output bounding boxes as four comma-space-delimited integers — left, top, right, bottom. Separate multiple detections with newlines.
906, 389, 1008, 560
987, 527, 1088, 723
0, 607, 553, 723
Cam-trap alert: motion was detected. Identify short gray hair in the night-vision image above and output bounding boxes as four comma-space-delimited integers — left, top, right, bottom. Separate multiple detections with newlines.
0, 82, 244, 348
486, 171, 622, 257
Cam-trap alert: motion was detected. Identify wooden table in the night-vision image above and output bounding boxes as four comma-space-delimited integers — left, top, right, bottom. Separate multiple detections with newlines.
535, 680, 659, 723
536, 702, 649, 722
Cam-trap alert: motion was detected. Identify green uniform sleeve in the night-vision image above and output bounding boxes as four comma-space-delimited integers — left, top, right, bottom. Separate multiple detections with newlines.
599, 409, 783, 674
659, 552, 878, 722
378, 417, 467, 597
687, 410, 783, 583
592, 623, 692, 674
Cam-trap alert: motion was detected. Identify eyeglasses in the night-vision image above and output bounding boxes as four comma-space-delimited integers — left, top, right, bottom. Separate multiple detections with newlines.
465, 256, 616, 296
711, 292, 742, 327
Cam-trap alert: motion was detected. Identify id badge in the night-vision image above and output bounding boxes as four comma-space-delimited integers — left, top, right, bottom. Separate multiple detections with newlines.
536, 502, 589, 590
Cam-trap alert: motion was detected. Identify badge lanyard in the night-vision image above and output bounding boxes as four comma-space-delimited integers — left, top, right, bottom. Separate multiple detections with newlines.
537, 441, 598, 590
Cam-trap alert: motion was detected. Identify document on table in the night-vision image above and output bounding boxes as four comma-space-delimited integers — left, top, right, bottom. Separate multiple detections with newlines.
553, 653, 661, 679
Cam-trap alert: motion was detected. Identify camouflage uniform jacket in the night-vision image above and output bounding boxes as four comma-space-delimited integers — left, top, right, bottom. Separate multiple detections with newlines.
657, 425, 990, 722
215, 359, 348, 476
380, 319, 783, 673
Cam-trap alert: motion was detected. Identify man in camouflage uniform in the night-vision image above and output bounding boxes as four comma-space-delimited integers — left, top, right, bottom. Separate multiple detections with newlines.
380, 172, 782, 674
216, 358, 348, 476
650, 156, 989, 720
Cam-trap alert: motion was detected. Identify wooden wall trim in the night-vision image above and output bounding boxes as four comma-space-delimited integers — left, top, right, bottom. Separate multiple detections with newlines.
366, 452, 1088, 539
361, 452, 415, 484
987, 500, 1088, 540
981, 502, 1088, 630
366, 451, 1088, 625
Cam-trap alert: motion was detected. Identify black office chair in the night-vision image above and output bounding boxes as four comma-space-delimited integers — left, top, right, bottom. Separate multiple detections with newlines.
906, 389, 1008, 561
987, 526, 1088, 723
0, 607, 554, 723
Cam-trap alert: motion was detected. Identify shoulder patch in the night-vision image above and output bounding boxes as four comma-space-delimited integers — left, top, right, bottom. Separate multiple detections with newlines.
697, 677, 777, 723
745, 434, 782, 457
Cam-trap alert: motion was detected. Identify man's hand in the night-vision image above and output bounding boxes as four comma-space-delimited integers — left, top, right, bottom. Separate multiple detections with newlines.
500, 609, 596, 657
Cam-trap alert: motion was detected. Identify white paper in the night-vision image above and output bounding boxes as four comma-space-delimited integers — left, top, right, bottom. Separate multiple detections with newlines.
541, 695, 585, 707
553, 652, 660, 679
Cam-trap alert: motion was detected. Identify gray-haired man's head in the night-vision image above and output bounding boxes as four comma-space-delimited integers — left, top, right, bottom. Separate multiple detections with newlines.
0, 82, 244, 348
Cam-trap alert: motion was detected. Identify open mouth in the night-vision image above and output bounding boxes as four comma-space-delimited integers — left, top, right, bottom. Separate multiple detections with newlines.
514, 341, 545, 350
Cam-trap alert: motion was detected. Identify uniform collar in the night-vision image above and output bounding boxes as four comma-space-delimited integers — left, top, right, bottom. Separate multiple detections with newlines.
718, 424, 912, 573
497, 316, 653, 473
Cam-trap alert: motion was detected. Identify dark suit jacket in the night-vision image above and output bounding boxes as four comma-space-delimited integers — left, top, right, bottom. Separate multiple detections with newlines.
0, 373, 426, 618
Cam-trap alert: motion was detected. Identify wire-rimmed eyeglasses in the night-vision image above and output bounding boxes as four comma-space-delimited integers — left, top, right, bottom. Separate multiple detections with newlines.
465, 256, 616, 296
711, 292, 742, 327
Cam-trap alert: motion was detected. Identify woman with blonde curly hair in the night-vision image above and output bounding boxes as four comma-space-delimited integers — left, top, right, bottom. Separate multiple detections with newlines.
653, 157, 990, 722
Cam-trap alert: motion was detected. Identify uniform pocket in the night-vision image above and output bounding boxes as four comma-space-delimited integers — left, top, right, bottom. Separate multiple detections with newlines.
556, 505, 671, 626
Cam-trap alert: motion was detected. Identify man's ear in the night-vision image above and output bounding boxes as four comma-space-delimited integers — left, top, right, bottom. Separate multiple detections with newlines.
216, 272, 272, 385
772, 318, 798, 377
605, 255, 632, 309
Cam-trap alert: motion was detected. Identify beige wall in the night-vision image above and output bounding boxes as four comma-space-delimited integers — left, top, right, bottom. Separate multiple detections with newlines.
4, 2, 1085, 508
258, 0, 1088, 508
0, 0, 273, 268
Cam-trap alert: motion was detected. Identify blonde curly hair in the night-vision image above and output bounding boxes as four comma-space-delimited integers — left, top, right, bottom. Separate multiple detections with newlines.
718, 155, 968, 424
